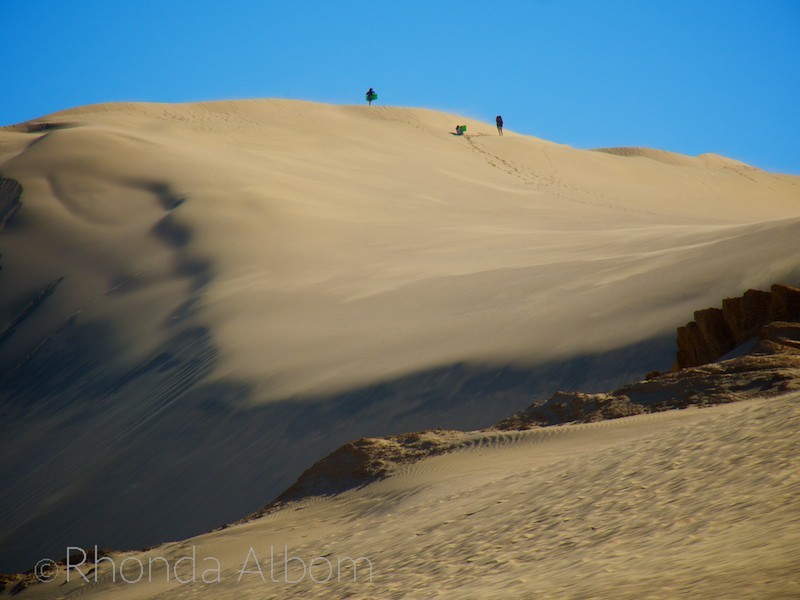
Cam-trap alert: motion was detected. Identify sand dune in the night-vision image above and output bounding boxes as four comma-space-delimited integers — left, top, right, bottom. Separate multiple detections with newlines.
592, 146, 757, 171
8, 392, 799, 598
2, 101, 799, 397
1, 100, 799, 572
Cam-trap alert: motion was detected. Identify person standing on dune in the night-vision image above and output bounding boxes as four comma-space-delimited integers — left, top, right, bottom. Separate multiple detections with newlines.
366, 88, 377, 105
496, 115, 504, 136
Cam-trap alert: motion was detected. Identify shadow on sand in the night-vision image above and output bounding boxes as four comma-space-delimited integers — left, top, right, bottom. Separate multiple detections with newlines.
0, 311, 674, 572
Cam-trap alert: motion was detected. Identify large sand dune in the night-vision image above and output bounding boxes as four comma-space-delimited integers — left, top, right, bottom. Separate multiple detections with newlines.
1, 100, 798, 571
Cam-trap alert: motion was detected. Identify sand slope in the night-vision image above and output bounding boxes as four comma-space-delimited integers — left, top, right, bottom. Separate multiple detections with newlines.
1, 100, 799, 571
10, 392, 800, 598
2, 101, 799, 398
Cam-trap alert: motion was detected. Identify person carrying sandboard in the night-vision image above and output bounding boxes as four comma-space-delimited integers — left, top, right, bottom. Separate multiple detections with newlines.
366, 88, 378, 105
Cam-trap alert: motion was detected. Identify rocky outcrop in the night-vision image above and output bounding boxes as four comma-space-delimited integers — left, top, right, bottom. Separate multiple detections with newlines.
756, 321, 800, 354
253, 429, 463, 514
721, 289, 773, 344
495, 330, 800, 431
675, 284, 800, 368
615, 353, 800, 409
256, 393, 650, 513
494, 392, 645, 430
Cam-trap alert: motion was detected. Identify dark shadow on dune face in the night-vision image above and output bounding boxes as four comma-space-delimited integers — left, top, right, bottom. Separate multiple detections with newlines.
150, 183, 187, 212
4, 123, 79, 155
0, 318, 117, 406
166, 296, 204, 325
106, 273, 146, 295
153, 213, 192, 248
145, 183, 212, 310
0, 177, 23, 231
0, 311, 675, 573
0, 316, 248, 571
175, 257, 213, 292
0, 277, 65, 350
0, 122, 77, 136
128, 180, 187, 212
280, 334, 677, 437
18, 122, 76, 134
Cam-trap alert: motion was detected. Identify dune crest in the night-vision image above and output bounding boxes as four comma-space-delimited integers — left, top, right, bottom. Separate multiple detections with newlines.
2, 100, 798, 399
593, 146, 701, 167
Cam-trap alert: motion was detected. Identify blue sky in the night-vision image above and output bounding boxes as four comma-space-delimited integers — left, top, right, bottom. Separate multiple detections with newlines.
3, 0, 799, 173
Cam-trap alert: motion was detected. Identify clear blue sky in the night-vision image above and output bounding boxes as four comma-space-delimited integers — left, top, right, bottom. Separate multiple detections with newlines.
3, 0, 799, 174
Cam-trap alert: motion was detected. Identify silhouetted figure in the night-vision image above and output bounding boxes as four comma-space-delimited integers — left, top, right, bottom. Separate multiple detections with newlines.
366, 88, 377, 106
496, 115, 504, 136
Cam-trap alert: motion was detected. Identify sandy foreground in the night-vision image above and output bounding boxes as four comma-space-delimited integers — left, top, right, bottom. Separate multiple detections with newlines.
1, 100, 799, 576
10, 391, 800, 599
